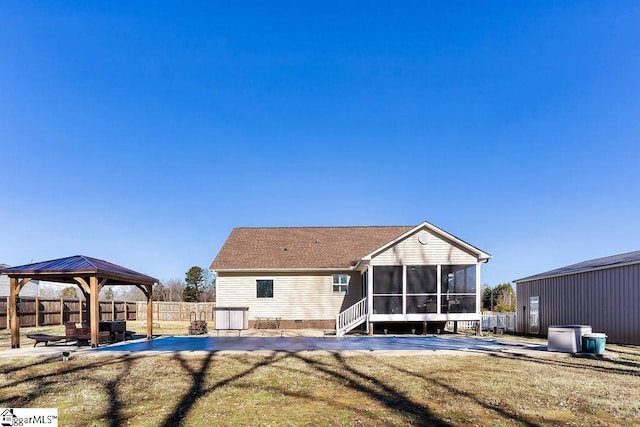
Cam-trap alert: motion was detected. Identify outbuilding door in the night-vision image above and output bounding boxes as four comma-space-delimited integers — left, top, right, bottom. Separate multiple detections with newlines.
529, 296, 539, 334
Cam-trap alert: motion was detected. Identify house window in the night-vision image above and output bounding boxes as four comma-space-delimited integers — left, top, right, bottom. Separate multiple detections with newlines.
333, 274, 349, 294
256, 280, 273, 298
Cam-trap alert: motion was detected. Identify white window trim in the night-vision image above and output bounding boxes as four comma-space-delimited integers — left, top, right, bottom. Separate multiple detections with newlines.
332, 274, 349, 295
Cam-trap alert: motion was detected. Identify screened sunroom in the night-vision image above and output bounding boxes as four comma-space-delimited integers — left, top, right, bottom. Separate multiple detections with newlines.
364, 263, 481, 323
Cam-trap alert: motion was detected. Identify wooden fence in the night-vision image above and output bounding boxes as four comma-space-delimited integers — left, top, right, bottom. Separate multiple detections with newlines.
0, 297, 137, 328
136, 302, 216, 322
0, 298, 218, 328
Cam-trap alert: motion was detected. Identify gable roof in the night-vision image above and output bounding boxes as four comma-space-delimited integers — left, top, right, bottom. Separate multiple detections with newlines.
211, 222, 491, 271
212, 226, 413, 270
0, 255, 158, 284
359, 222, 492, 263
515, 249, 640, 283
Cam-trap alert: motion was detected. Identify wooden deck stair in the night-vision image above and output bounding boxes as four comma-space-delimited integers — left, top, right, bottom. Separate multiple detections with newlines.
336, 298, 367, 336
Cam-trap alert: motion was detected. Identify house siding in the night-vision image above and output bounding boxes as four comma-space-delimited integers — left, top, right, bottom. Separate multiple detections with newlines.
516, 263, 640, 344
370, 230, 477, 266
216, 271, 363, 323
0, 275, 39, 298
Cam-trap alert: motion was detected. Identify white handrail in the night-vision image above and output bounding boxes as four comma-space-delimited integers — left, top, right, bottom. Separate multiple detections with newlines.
336, 297, 367, 336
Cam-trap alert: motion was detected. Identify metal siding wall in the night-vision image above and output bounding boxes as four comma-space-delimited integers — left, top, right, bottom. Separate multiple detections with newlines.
517, 264, 640, 344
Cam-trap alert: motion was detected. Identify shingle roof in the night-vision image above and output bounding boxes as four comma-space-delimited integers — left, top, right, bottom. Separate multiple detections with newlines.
516, 250, 640, 282
211, 226, 414, 270
0, 255, 157, 284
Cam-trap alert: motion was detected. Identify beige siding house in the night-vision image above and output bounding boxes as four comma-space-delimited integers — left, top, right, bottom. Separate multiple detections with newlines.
211, 222, 491, 334
0, 264, 40, 297
515, 250, 640, 345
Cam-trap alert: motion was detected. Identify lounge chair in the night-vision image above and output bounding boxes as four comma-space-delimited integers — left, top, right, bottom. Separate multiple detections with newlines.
26, 333, 66, 347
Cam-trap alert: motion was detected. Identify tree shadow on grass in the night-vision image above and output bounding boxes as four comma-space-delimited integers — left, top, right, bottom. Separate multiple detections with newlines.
485, 351, 640, 377
159, 352, 280, 427
292, 353, 450, 426
0, 354, 61, 375
0, 353, 143, 426
157, 351, 452, 426
376, 358, 543, 427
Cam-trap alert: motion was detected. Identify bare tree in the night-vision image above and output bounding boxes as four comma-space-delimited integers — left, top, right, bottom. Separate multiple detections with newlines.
163, 278, 185, 302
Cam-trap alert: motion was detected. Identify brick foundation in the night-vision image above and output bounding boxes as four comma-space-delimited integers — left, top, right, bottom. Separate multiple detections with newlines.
249, 319, 336, 330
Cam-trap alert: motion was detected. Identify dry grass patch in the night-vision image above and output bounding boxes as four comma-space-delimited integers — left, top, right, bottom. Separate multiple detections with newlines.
1, 350, 639, 426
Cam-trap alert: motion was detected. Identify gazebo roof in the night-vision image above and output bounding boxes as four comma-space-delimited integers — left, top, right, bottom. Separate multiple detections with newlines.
0, 255, 158, 285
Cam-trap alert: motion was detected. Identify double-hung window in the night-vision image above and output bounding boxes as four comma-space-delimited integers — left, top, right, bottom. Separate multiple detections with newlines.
256, 279, 274, 298
332, 274, 349, 294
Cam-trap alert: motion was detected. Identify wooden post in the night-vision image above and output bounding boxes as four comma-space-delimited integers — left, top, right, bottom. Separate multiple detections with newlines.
124, 300, 128, 321
82, 290, 90, 326
146, 286, 153, 339
35, 297, 40, 327
9, 277, 20, 348
5, 297, 8, 330
112, 300, 116, 321
90, 276, 100, 347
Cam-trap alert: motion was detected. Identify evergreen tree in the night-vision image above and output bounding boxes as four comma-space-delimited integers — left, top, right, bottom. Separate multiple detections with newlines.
59, 286, 78, 299
181, 283, 199, 302
182, 266, 205, 301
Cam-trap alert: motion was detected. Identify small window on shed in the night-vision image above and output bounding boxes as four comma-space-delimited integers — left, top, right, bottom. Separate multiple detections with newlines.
333, 274, 349, 294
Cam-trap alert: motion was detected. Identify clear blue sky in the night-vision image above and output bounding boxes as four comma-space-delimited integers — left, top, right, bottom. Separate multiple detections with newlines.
1, 1, 639, 287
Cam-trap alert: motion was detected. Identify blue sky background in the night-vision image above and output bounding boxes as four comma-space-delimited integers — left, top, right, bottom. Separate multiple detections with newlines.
1, 1, 638, 287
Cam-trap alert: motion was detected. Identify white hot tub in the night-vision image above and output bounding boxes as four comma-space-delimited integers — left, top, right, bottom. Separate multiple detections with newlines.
547, 325, 592, 353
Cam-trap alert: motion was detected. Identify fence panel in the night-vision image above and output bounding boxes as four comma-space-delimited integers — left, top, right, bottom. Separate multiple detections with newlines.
0, 297, 7, 329
1, 298, 138, 329
41, 298, 61, 325
126, 302, 137, 321
481, 313, 517, 332
136, 302, 215, 322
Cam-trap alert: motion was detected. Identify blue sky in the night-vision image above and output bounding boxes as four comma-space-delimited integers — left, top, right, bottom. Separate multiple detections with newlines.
1, 1, 639, 286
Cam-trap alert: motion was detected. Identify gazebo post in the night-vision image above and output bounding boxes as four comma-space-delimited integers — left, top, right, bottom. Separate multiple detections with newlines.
146, 285, 153, 339
90, 276, 100, 347
9, 277, 20, 348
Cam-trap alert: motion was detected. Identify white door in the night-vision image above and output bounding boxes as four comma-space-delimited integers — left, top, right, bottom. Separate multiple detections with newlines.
529, 296, 539, 334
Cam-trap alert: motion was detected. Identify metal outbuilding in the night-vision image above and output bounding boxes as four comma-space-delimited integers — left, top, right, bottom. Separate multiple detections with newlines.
514, 250, 640, 344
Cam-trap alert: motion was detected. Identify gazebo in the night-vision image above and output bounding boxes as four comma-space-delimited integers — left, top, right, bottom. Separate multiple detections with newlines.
1, 255, 158, 348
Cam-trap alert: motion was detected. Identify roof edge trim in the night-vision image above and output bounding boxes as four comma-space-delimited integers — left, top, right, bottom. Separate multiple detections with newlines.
361, 221, 492, 261
515, 260, 640, 283
214, 267, 356, 273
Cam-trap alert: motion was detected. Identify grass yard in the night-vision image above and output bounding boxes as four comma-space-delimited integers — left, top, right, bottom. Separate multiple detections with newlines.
1, 347, 640, 426
2, 324, 640, 425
